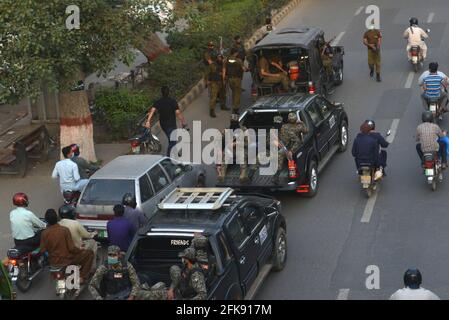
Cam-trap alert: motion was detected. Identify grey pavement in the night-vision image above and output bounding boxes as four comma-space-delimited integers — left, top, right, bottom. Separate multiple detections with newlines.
3, 0, 449, 300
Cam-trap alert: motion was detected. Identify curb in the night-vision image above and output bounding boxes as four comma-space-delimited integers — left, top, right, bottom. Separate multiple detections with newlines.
175, 0, 302, 114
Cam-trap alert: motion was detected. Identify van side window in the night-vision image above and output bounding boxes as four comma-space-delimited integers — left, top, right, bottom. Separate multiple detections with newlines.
148, 165, 169, 194
227, 217, 248, 250
306, 102, 324, 125
139, 175, 154, 203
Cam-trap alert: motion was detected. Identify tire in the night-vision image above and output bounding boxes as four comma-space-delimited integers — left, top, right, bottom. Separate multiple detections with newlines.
365, 187, 373, 198
338, 120, 348, 153
13, 142, 28, 178
16, 266, 32, 293
196, 174, 206, 188
413, 63, 419, 73
303, 160, 318, 198
431, 180, 437, 191
272, 227, 287, 272
148, 139, 162, 154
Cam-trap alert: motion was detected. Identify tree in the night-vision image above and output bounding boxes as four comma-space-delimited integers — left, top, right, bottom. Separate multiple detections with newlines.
0, 0, 170, 161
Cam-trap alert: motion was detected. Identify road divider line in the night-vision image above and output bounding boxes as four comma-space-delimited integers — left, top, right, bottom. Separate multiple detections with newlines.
387, 119, 400, 143
427, 12, 435, 23
337, 289, 350, 300
405, 71, 415, 88
332, 32, 346, 46
355, 6, 364, 16
361, 187, 379, 223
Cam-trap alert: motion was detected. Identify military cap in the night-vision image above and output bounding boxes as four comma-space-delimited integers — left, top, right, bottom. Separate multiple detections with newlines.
108, 245, 121, 255
192, 234, 208, 250
178, 247, 197, 261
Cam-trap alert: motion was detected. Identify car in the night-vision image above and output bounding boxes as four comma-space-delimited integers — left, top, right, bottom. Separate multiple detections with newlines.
216, 93, 349, 197
250, 26, 344, 99
125, 187, 287, 300
76, 155, 207, 239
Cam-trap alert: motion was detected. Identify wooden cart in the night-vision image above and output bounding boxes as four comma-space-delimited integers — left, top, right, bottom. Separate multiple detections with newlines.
0, 124, 50, 178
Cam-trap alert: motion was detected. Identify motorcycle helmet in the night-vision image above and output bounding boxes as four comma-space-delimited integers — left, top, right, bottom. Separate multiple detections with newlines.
409, 17, 418, 26
12, 192, 29, 207
58, 204, 76, 220
70, 143, 80, 157
365, 119, 376, 130
404, 268, 422, 289
122, 193, 137, 208
422, 111, 433, 123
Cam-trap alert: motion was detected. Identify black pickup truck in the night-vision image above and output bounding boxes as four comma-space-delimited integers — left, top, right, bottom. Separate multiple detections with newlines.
125, 187, 287, 300
216, 93, 349, 197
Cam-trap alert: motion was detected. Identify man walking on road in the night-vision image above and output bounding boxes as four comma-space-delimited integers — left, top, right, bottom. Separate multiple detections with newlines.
363, 21, 382, 82
145, 86, 187, 157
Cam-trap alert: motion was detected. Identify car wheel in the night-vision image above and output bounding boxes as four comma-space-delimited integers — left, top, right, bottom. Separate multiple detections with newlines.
16, 266, 32, 293
338, 120, 348, 153
303, 160, 318, 198
196, 174, 206, 188
272, 227, 287, 272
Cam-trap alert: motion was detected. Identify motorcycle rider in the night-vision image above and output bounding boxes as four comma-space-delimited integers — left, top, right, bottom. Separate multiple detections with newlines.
416, 111, 447, 168
58, 205, 98, 271
403, 17, 429, 62
89, 245, 140, 300
418, 62, 448, 112
390, 269, 440, 300
10, 193, 46, 249
69, 144, 99, 180
122, 193, 148, 232
352, 120, 388, 180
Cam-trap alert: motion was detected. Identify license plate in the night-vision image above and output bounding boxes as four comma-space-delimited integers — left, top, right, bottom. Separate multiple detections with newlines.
361, 175, 371, 184
12, 266, 18, 277
425, 169, 434, 176
132, 145, 140, 154
412, 56, 418, 63
430, 104, 437, 112
99, 230, 108, 238
57, 280, 66, 289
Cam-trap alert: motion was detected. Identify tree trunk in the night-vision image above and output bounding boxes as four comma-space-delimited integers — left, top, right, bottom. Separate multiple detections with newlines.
59, 87, 97, 162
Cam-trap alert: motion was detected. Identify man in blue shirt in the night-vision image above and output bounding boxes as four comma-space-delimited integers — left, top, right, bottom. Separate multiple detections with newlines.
107, 204, 135, 252
10, 193, 46, 249
52, 146, 89, 193
419, 62, 448, 111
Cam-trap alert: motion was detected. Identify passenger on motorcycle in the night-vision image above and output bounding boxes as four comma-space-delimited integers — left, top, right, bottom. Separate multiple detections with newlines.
418, 62, 448, 111
89, 245, 140, 300
416, 111, 447, 168
403, 17, 429, 61
10, 193, 46, 250
69, 144, 100, 180
352, 120, 388, 180
390, 268, 440, 300
52, 146, 89, 193
58, 205, 98, 271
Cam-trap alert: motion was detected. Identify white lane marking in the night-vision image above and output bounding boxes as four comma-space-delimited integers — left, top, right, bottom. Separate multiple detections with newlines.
427, 12, 435, 23
405, 71, 415, 88
361, 187, 379, 223
355, 6, 364, 16
337, 289, 350, 300
332, 32, 346, 46
386, 119, 400, 143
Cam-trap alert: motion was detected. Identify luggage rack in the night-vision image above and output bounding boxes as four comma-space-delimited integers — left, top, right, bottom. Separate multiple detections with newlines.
158, 188, 236, 211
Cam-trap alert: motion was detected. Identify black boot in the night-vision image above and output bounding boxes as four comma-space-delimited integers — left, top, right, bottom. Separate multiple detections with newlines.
370, 68, 374, 78
210, 110, 216, 118
376, 74, 381, 82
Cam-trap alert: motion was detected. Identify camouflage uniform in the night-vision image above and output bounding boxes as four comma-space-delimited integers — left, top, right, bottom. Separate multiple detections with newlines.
273, 113, 308, 181
225, 56, 244, 113
203, 42, 217, 83
176, 248, 207, 300
190, 234, 209, 264
88, 246, 140, 300
207, 56, 227, 117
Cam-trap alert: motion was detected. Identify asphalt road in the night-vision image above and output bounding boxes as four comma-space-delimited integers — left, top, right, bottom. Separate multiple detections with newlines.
2, 0, 449, 300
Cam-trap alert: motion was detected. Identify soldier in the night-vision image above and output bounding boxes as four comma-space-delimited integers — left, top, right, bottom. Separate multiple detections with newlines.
190, 233, 210, 265
203, 41, 217, 86
89, 245, 140, 300
258, 51, 289, 91
167, 247, 207, 300
207, 54, 228, 118
224, 48, 246, 113
320, 39, 334, 81
363, 21, 382, 82
272, 113, 308, 184
136, 266, 181, 300
232, 35, 247, 64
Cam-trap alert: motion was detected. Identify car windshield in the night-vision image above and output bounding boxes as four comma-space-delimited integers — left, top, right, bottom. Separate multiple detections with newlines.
79, 179, 134, 205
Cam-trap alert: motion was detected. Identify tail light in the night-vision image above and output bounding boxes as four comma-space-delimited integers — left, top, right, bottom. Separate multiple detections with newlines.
308, 81, 315, 94
424, 161, 435, 169
296, 185, 309, 193
411, 50, 418, 56
288, 160, 298, 179
130, 139, 140, 147
51, 272, 64, 280
8, 259, 17, 266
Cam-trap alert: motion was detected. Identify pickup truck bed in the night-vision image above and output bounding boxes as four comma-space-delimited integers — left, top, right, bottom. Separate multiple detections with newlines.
216, 165, 291, 189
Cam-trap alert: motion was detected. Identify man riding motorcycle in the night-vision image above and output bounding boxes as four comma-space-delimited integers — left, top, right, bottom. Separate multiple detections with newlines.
390, 269, 440, 300
403, 17, 429, 61
70, 144, 100, 180
416, 111, 447, 168
418, 62, 448, 112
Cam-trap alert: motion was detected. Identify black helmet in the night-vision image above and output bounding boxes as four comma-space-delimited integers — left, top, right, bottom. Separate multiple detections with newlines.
422, 111, 433, 123
404, 268, 422, 289
409, 17, 418, 26
365, 119, 376, 130
58, 204, 76, 220
122, 193, 136, 208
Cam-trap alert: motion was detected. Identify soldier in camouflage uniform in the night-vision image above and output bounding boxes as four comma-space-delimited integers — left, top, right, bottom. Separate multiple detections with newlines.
207, 54, 228, 118
136, 266, 181, 300
89, 245, 140, 300
203, 41, 217, 85
167, 247, 207, 300
224, 48, 246, 113
272, 113, 308, 184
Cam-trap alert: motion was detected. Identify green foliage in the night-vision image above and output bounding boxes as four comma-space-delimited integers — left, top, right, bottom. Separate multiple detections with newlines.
93, 88, 152, 139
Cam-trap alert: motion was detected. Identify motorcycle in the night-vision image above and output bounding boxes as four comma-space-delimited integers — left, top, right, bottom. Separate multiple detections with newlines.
129, 126, 162, 155
409, 45, 422, 72
49, 265, 87, 300
422, 152, 443, 191
63, 190, 81, 206
426, 96, 443, 123
6, 245, 47, 293
358, 164, 379, 198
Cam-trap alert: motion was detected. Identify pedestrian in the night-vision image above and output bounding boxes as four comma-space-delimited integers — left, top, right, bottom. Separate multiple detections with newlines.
40, 209, 94, 285
363, 21, 382, 82
224, 48, 246, 114
144, 86, 187, 157
52, 145, 89, 193
122, 193, 148, 232
207, 54, 228, 118
106, 204, 135, 252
